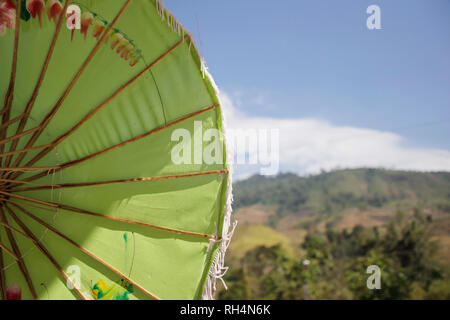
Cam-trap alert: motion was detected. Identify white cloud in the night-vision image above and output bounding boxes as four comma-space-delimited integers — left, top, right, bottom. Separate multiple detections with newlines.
220, 92, 450, 178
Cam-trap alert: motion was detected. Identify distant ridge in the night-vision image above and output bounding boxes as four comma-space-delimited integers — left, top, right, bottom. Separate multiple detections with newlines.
233, 168, 450, 219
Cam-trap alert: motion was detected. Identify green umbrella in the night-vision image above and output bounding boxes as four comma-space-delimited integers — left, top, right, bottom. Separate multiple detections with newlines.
0, 0, 233, 300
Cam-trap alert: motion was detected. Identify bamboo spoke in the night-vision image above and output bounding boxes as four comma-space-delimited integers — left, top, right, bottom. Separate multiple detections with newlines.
0, 0, 224, 302
0, 221, 31, 240
12, 35, 189, 180
3, 205, 88, 300
5, 199, 57, 214
3, 0, 71, 169
0, 242, 19, 261
9, 202, 161, 300
0, 144, 52, 158
0, 191, 220, 240
0, 179, 57, 188
0, 208, 37, 299
13, 104, 219, 183
9, 0, 133, 172
0, 114, 26, 131
0, 166, 60, 172
0, 244, 5, 299
0, 126, 40, 147
0, 0, 21, 169
11, 169, 227, 192
0, 192, 58, 209
1, 0, 21, 128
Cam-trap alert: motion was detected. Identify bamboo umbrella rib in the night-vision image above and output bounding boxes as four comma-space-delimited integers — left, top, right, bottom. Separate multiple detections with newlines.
0, 192, 59, 208
5, 199, 57, 214
0, 221, 31, 240
0, 144, 52, 158
9, 0, 133, 172
0, 246, 5, 299
0, 208, 38, 299
0, 191, 220, 240
13, 35, 190, 179
0, 178, 58, 188
0, 242, 19, 261
0, 166, 60, 172
0, 0, 21, 167
0, 126, 40, 147
0, 217, 39, 298
0, 0, 28, 276
11, 169, 228, 192
3, 205, 88, 300
0, 114, 26, 131
0, 0, 225, 301
13, 103, 219, 183
3, 0, 72, 169
9, 202, 161, 300
1, 0, 21, 128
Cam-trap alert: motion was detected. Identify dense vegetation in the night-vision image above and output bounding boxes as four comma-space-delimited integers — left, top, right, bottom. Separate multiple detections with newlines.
221, 215, 449, 299
221, 169, 450, 300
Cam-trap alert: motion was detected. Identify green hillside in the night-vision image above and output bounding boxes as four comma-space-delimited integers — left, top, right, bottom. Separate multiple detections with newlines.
234, 169, 450, 224
221, 169, 450, 300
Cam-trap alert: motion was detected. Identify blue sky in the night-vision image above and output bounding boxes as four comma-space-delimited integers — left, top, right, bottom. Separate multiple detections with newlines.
163, 0, 450, 176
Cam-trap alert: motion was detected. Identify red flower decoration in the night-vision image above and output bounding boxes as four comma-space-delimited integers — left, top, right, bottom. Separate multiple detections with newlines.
110, 32, 123, 50
0, 0, 15, 36
120, 44, 133, 60
46, 0, 62, 23
6, 284, 21, 300
3, 0, 15, 10
26, 0, 45, 27
80, 11, 93, 39
116, 38, 129, 54
92, 19, 105, 40
129, 53, 139, 67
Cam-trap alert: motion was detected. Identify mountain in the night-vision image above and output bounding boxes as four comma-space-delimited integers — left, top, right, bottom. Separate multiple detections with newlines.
233, 168, 450, 220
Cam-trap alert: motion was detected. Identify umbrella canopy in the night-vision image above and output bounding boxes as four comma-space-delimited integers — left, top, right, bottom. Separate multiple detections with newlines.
0, 0, 233, 300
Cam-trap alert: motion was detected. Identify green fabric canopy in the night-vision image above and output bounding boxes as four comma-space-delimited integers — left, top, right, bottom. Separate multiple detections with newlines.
0, 0, 232, 300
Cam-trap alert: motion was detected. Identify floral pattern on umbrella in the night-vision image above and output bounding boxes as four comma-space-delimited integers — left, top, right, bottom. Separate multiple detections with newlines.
0, 0, 143, 67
